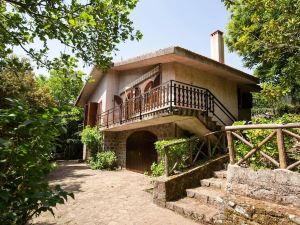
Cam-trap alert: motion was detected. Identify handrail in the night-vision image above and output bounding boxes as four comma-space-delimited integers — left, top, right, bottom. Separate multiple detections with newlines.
98, 80, 237, 128
225, 123, 300, 131
207, 90, 236, 124
225, 123, 300, 170
163, 131, 227, 176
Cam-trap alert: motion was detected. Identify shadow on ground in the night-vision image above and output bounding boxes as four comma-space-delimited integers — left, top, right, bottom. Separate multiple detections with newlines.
34, 222, 56, 225
48, 161, 93, 192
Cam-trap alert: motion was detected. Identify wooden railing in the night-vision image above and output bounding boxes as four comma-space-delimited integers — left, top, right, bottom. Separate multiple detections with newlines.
98, 80, 236, 128
225, 123, 300, 170
164, 131, 227, 176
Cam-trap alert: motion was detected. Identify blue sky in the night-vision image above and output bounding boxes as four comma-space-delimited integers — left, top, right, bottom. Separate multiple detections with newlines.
15, 0, 252, 75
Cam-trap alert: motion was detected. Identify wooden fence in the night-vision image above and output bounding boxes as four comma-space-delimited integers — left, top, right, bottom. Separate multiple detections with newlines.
225, 123, 300, 170
164, 131, 227, 176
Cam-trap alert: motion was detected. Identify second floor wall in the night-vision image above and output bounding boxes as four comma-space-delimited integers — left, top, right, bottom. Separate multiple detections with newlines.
88, 61, 248, 125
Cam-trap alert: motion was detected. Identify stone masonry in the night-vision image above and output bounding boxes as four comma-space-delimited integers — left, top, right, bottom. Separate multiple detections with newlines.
103, 123, 176, 167
226, 164, 300, 208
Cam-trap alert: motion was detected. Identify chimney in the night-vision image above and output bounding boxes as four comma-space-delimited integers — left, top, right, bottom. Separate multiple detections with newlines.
210, 30, 224, 63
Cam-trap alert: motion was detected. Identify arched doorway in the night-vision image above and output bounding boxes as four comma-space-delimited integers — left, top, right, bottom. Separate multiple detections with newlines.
126, 131, 158, 173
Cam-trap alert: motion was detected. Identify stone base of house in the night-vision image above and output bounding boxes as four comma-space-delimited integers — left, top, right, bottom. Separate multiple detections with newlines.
226, 165, 300, 208
102, 122, 177, 167
220, 194, 300, 225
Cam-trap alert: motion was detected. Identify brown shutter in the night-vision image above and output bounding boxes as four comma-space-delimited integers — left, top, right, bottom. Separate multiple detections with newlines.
84, 104, 88, 127
96, 101, 102, 124
87, 102, 98, 127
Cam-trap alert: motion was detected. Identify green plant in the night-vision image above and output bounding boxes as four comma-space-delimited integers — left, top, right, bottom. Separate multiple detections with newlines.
81, 126, 102, 157
88, 150, 117, 170
233, 114, 300, 170
223, 0, 300, 103
0, 98, 73, 225
1, 0, 142, 70
152, 138, 191, 176
277, 104, 300, 116
150, 162, 165, 177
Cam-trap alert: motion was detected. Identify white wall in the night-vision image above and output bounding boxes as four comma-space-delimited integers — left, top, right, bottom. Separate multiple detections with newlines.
174, 62, 238, 124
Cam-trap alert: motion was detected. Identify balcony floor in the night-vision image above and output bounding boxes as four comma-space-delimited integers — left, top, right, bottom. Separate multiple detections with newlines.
100, 112, 213, 140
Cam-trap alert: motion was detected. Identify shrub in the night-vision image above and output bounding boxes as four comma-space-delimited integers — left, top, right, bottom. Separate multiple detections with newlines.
234, 114, 300, 170
81, 126, 102, 157
151, 138, 191, 176
88, 150, 117, 170
277, 104, 300, 116
150, 162, 165, 177
0, 99, 73, 225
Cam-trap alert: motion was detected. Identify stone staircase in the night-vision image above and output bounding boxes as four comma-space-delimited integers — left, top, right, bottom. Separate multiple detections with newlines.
165, 170, 227, 224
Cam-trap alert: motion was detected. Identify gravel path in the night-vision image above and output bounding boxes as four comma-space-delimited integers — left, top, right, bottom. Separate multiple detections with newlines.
33, 161, 198, 225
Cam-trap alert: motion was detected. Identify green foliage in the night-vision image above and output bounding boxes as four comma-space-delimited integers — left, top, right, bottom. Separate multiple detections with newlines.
0, 58, 75, 223
253, 83, 300, 117
0, 98, 74, 225
38, 57, 84, 159
234, 114, 300, 170
223, 0, 300, 102
88, 151, 117, 170
81, 126, 102, 156
152, 138, 190, 176
150, 162, 165, 177
276, 104, 300, 116
41, 57, 84, 110
253, 83, 288, 113
0, 56, 54, 108
0, 0, 142, 70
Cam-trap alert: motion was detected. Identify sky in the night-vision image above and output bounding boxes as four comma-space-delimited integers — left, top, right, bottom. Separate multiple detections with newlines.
14, 0, 253, 76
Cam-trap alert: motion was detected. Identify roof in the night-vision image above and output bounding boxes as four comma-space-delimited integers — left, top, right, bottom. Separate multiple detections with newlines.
76, 46, 259, 106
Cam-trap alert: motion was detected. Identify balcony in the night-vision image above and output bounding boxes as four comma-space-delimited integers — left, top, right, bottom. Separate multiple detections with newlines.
98, 80, 236, 131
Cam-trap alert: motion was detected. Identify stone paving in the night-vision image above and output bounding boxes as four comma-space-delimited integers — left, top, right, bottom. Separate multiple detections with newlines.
33, 161, 198, 225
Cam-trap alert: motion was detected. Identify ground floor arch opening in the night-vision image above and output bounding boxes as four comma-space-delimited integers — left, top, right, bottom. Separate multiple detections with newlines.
126, 131, 158, 173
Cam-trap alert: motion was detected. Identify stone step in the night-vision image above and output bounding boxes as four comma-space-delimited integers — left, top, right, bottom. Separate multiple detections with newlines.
200, 177, 227, 190
186, 186, 225, 207
213, 170, 227, 179
166, 197, 219, 224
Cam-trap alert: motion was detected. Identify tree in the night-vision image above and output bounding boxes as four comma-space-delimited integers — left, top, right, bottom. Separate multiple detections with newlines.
0, 56, 53, 108
0, 0, 142, 70
39, 57, 85, 159
253, 83, 289, 114
0, 60, 74, 224
41, 57, 84, 110
222, 0, 300, 103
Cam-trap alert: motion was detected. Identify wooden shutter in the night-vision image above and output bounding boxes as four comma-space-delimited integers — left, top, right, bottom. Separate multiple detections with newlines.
87, 102, 98, 127
96, 101, 102, 124
84, 104, 88, 127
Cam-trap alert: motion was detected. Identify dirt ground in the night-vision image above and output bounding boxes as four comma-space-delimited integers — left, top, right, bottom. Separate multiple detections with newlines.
32, 161, 198, 225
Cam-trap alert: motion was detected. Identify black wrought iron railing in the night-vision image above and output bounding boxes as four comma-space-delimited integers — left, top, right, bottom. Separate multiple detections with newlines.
98, 80, 237, 128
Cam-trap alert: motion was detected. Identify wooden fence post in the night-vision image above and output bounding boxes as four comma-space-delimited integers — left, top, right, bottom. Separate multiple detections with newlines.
207, 137, 212, 158
277, 128, 287, 169
226, 131, 235, 164
165, 147, 170, 176
188, 140, 193, 165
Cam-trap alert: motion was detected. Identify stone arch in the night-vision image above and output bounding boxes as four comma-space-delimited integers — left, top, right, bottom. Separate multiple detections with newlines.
126, 130, 158, 173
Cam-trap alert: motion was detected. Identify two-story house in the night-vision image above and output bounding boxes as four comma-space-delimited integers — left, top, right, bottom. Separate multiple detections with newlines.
76, 30, 259, 173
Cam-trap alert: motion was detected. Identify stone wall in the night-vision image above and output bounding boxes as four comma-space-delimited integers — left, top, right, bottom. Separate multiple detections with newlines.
220, 194, 300, 225
226, 165, 300, 208
153, 155, 228, 207
103, 123, 176, 167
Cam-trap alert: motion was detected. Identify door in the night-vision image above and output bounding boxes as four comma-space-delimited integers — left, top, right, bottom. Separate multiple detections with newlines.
126, 131, 158, 173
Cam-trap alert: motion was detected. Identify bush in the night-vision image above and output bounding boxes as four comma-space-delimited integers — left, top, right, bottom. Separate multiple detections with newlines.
234, 114, 300, 170
88, 150, 117, 170
150, 138, 191, 176
0, 99, 73, 225
150, 162, 165, 177
81, 126, 102, 157
277, 104, 300, 116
